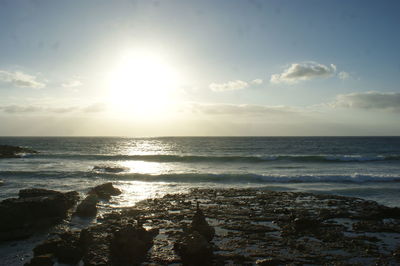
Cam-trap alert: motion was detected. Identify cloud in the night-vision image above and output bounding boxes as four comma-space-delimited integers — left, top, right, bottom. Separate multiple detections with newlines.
334, 91, 400, 111
209, 80, 249, 92
0, 70, 46, 89
271, 62, 336, 84
0, 102, 106, 114
82, 102, 107, 113
338, 71, 350, 80
1, 105, 43, 113
251, 79, 263, 85
48, 107, 78, 113
62, 80, 83, 88
188, 102, 299, 116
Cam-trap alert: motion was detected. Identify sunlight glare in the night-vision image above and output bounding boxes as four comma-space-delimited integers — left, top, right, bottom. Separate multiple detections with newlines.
108, 50, 179, 117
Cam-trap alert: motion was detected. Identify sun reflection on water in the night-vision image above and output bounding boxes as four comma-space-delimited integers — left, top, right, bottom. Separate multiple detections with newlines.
118, 160, 169, 174
115, 181, 182, 207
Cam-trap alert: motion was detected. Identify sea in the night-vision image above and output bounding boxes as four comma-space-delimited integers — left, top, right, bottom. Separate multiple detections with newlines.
1, 136, 400, 207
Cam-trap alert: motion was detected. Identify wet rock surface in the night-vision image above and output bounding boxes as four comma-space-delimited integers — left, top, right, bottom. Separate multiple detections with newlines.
0, 145, 37, 159
73, 182, 121, 218
0, 189, 79, 241
74, 194, 99, 217
88, 182, 122, 200
26, 188, 400, 265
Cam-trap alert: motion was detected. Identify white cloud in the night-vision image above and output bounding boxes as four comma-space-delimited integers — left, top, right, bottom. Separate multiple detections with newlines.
0, 105, 43, 113
209, 80, 249, 92
338, 71, 350, 80
188, 102, 299, 116
82, 102, 107, 113
251, 79, 263, 85
334, 91, 400, 111
271, 62, 336, 84
0, 70, 46, 89
62, 80, 83, 88
0, 102, 106, 114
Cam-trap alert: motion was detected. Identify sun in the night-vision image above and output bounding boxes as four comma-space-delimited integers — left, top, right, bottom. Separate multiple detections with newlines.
108, 50, 179, 117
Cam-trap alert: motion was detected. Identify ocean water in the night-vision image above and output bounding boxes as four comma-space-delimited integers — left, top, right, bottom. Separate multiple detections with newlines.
1, 136, 400, 207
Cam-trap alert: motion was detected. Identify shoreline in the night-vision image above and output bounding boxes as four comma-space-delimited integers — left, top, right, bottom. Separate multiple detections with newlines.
1, 187, 400, 265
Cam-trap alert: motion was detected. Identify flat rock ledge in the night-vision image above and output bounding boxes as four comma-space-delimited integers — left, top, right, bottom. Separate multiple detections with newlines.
25, 188, 400, 265
0, 188, 79, 241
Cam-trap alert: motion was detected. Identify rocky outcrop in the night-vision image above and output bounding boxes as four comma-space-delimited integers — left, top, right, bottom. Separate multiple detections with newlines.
74, 194, 99, 217
26, 188, 400, 265
89, 182, 122, 200
19, 188, 64, 198
110, 224, 158, 265
0, 188, 79, 241
174, 231, 213, 265
73, 183, 121, 218
27, 215, 157, 266
0, 145, 37, 158
27, 231, 83, 265
174, 203, 215, 265
189, 202, 215, 241
24, 254, 54, 266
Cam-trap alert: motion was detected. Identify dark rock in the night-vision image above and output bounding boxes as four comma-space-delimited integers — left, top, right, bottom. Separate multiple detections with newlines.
78, 226, 111, 266
174, 231, 213, 265
75, 194, 99, 217
0, 145, 37, 158
93, 165, 128, 173
110, 224, 157, 265
378, 206, 400, 219
189, 202, 215, 241
31, 233, 83, 265
89, 182, 121, 200
78, 228, 93, 252
55, 242, 82, 264
19, 188, 62, 198
256, 258, 289, 265
282, 217, 322, 235
393, 247, 400, 260
24, 254, 54, 266
54, 231, 83, 264
0, 189, 79, 241
293, 217, 321, 232
33, 238, 62, 256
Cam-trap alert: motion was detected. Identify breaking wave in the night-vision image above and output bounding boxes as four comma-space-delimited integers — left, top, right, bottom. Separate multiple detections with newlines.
2, 170, 399, 183
36, 153, 400, 163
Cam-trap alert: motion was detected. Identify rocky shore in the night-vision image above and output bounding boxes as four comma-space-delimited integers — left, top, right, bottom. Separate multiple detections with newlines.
0, 145, 37, 159
1, 186, 400, 265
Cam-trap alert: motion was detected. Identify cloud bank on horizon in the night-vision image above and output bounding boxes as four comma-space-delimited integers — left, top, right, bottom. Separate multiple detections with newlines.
0, 0, 399, 136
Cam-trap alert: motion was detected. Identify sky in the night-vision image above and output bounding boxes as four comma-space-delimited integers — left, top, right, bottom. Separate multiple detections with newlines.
0, 0, 400, 136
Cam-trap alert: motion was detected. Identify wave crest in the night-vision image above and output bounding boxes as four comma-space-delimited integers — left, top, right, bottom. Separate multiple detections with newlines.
38, 153, 400, 163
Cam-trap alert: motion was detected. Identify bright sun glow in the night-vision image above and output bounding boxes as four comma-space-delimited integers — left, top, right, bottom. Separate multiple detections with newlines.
108, 50, 179, 117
